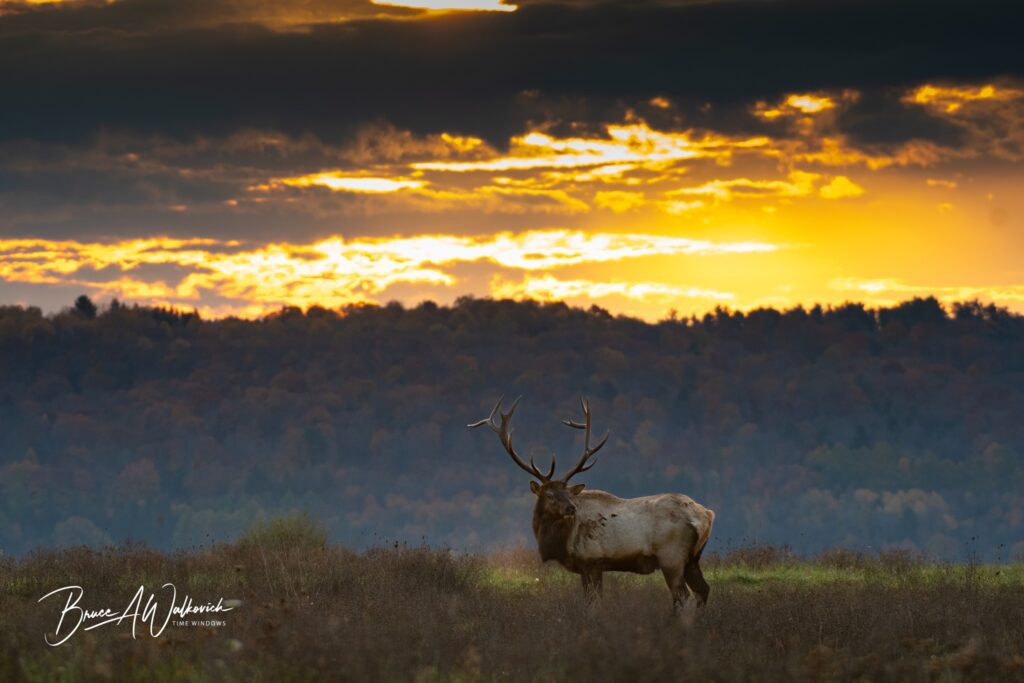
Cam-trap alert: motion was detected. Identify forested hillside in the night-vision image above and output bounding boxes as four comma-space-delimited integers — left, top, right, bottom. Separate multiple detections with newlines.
2, 296, 1023, 559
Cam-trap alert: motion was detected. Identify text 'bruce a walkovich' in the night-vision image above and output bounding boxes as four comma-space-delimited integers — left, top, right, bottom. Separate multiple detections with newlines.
37, 584, 238, 646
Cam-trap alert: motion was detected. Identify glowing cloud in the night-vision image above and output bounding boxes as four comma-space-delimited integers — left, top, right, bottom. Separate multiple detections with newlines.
665, 171, 820, 202
0, 0, 90, 7
241, 82, 1015, 225
830, 278, 1024, 306
755, 92, 841, 120
370, 0, 516, 11
786, 135, 951, 170
491, 275, 735, 304
786, 94, 835, 114
263, 173, 425, 193
593, 191, 646, 213
907, 84, 1024, 114
412, 123, 770, 172
0, 231, 777, 317
659, 199, 705, 215
819, 176, 864, 199
5, 79, 1021, 321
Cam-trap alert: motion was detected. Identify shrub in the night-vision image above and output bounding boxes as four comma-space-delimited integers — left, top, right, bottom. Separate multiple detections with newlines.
237, 511, 328, 550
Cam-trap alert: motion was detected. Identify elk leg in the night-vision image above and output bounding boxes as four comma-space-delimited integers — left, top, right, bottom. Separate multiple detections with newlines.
580, 568, 603, 601
684, 560, 710, 607
662, 565, 690, 612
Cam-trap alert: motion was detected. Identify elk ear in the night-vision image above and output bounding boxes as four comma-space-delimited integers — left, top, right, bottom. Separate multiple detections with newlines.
569, 483, 586, 495
530, 481, 541, 495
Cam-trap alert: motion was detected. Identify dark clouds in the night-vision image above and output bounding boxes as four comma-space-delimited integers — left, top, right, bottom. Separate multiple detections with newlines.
0, 0, 1021, 147
0, 0, 413, 31
0, 0, 1021, 247
837, 90, 970, 149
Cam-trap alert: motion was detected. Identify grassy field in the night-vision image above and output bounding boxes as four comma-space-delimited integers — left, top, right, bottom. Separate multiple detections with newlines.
2, 523, 1024, 682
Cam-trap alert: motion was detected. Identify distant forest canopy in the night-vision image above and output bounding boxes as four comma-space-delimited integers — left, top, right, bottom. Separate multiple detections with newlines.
2, 295, 1023, 560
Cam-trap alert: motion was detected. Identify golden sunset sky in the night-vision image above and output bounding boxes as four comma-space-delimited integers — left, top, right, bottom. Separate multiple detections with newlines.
0, 0, 1021, 319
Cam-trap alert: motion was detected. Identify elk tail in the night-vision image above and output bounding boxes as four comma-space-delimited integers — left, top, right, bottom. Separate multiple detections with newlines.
691, 507, 714, 563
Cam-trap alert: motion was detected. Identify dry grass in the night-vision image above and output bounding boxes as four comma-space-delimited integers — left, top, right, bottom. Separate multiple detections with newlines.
2, 540, 1024, 682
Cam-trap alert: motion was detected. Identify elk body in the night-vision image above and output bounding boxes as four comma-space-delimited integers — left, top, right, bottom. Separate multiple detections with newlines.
469, 397, 715, 610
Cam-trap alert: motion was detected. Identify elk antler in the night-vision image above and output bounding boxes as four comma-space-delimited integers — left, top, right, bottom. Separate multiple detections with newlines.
559, 396, 609, 482
468, 396, 555, 482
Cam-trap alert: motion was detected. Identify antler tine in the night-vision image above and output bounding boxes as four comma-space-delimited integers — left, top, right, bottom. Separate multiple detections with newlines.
559, 395, 609, 482
468, 396, 550, 482
531, 454, 556, 480
466, 395, 503, 429
499, 395, 521, 434
573, 431, 608, 474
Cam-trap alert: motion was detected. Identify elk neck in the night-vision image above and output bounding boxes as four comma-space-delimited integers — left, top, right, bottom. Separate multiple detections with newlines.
532, 497, 575, 563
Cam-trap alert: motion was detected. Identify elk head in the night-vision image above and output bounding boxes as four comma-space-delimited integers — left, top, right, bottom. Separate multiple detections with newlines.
468, 396, 609, 554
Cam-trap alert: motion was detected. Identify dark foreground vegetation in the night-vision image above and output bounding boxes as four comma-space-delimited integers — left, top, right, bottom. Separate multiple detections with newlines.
2, 295, 1024, 557
3, 528, 1024, 682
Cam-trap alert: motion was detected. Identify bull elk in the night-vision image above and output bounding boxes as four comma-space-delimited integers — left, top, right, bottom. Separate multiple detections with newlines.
469, 396, 715, 610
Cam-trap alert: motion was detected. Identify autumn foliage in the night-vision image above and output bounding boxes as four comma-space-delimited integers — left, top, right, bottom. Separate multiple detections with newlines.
1, 296, 1022, 558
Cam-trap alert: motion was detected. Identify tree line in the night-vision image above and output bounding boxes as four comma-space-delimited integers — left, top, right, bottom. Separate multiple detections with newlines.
1, 295, 1022, 559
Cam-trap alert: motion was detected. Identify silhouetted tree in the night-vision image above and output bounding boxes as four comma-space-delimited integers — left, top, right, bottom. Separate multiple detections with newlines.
73, 295, 97, 319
